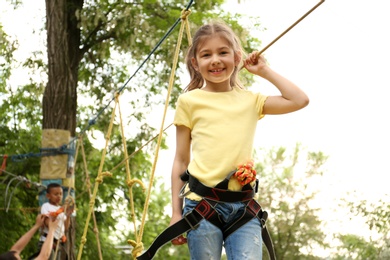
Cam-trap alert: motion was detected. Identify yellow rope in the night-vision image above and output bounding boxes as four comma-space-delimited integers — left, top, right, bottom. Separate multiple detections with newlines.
77, 96, 118, 260
108, 123, 173, 174
131, 8, 193, 259
182, 9, 193, 45
117, 93, 146, 255
78, 135, 104, 260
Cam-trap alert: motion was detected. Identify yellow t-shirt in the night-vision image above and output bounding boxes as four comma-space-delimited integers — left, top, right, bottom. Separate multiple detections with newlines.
174, 86, 267, 200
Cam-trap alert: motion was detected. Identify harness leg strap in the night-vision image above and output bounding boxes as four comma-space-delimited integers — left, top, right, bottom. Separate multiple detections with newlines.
222, 199, 276, 260
136, 200, 219, 260
262, 225, 276, 260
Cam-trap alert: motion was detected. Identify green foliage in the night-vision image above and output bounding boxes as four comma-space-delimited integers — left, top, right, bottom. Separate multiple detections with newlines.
0, 25, 16, 93
254, 144, 329, 259
333, 197, 390, 259
334, 234, 377, 260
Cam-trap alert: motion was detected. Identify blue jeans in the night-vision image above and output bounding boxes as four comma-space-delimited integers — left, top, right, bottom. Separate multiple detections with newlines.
183, 198, 263, 260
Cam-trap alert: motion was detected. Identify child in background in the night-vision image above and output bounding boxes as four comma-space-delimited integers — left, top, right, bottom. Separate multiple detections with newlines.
38, 183, 73, 260
169, 20, 309, 259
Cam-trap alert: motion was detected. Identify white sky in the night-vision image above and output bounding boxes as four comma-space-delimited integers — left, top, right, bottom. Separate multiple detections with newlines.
1, 0, 389, 254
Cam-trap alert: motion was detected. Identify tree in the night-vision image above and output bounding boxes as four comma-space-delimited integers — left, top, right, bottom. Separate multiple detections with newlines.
1, 19, 46, 259
254, 144, 329, 259
333, 197, 390, 259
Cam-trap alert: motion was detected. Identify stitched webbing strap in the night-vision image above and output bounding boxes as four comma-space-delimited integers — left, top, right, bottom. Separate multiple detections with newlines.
183, 171, 255, 202
222, 199, 276, 260
136, 200, 219, 260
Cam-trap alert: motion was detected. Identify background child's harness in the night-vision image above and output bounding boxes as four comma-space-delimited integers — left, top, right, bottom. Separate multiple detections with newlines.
137, 170, 276, 260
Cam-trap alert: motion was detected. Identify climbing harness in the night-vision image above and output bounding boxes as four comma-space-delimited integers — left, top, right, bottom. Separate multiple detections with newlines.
137, 170, 276, 260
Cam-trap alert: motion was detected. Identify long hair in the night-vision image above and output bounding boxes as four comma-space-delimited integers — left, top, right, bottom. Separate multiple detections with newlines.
184, 21, 245, 92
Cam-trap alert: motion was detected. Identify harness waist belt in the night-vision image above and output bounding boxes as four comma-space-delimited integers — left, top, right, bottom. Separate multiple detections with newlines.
136, 172, 276, 260
184, 170, 256, 202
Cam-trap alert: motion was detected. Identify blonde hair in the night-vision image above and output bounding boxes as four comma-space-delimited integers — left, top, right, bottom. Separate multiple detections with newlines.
184, 21, 245, 92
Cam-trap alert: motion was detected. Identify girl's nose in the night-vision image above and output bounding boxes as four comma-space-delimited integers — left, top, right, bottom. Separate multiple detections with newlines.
211, 55, 221, 65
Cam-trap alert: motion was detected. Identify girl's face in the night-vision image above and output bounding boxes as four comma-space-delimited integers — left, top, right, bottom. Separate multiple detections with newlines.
192, 35, 240, 91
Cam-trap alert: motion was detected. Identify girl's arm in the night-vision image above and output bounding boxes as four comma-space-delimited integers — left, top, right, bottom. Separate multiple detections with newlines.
170, 125, 191, 226
244, 52, 309, 114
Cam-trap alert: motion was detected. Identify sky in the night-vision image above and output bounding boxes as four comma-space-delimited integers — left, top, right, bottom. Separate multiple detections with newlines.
1, 0, 390, 253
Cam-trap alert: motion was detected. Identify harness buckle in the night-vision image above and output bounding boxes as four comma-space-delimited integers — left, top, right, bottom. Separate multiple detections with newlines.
179, 183, 191, 198
255, 179, 259, 193
183, 211, 201, 230
260, 210, 268, 228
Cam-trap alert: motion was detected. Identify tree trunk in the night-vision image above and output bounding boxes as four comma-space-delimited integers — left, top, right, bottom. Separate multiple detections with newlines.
43, 0, 82, 137
43, 1, 83, 259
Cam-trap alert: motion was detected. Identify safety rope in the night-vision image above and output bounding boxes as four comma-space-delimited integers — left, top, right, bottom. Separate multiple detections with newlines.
78, 135, 104, 260
77, 92, 118, 260
116, 90, 146, 257
130, 8, 193, 259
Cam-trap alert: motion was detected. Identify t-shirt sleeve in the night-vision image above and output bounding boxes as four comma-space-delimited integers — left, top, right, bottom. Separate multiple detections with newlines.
41, 203, 50, 214
256, 92, 268, 120
173, 95, 192, 129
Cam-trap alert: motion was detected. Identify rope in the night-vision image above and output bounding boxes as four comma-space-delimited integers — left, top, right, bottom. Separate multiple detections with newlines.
77, 94, 119, 260
107, 123, 172, 174
78, 135, 104, 260
8, 144, 76, 162
116, 91, 146, 255
1, 169, 46, 212
256, 0, 325, 57
236, 0, 326, 71
5, 177, 25, 212
131, 7, 193, 259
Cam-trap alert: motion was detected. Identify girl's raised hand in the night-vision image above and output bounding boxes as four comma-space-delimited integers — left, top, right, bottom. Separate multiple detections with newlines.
243, 51, 268, 76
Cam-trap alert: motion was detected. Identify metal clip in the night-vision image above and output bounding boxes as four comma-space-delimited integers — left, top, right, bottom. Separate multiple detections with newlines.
179, 183, 191, 198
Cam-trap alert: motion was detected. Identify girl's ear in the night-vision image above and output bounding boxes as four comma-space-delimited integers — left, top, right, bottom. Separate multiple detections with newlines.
234, 51, 242, 66
191, 57, 199, 71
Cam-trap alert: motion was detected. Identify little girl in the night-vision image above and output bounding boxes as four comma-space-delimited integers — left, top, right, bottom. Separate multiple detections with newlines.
169, 20, 309, 260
